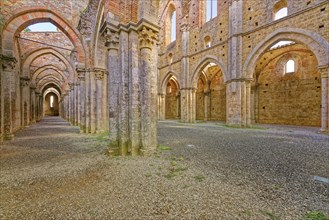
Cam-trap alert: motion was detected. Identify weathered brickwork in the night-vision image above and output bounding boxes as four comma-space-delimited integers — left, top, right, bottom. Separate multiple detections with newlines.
254, 44, 321, 126
0, 0, 328, 152
157, 0, 328, 131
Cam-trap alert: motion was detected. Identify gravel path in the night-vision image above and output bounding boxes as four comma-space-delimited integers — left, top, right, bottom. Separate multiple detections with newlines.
0, 117, 328, 219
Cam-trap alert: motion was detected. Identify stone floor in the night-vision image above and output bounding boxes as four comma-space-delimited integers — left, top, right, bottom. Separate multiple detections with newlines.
0, 117, 328, 219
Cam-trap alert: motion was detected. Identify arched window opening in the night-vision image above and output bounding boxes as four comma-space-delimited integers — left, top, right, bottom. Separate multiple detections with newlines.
168, 53, 173, 65
50, 95, 54, 108
270, 41, 294, 50
24, 22, 58, 32
274, 7, 288, 20
273, 0, 288, 21
171, 11, 176, 42
285, 60, 295, 74
206, 0, 218, 22
204, 36, 211, 48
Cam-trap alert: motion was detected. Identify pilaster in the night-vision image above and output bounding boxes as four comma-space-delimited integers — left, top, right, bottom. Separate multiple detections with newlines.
319, 65, 329, 133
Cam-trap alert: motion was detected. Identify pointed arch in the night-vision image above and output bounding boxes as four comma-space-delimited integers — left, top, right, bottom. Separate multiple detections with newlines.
191, 55, 227, 88
160, 71, 180, 94
21, 47, 75, 80
243, 28, 329, 79
2, 7, 87, 67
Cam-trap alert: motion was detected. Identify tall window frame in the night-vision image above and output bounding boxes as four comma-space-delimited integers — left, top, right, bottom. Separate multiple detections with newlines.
50, 95, 54, 108
206, 0, 218, 22
171, 10, 176, 42
165, 4, 177, 45
273, 0, 288, 21
285, 60, 295, 74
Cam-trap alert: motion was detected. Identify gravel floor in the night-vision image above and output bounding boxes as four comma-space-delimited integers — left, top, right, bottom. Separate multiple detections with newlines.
0, 117, 328, 219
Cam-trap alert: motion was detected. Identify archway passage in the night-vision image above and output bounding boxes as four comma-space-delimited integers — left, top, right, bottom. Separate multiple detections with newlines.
44, 92, 59, 116
165, 78, 180, 119
252, 42, 321, 126
196, 63, 226, 121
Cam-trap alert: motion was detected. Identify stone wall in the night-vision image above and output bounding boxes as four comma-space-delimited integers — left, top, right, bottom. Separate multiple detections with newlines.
157, 0, 328, 129
255, 44, 321, 126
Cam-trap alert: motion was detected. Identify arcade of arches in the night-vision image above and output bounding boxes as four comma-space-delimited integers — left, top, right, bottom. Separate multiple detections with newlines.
0, 0, 329, 155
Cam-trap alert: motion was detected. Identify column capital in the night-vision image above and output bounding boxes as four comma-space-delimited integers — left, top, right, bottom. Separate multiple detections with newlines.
319, 65, 329, 78
1, 55, 17, 70
104, 27, 120, 50
20, 77, 30, 87
77, 69, 86, 81
90, 68, 108, 80
138, 26, 159, 50
68, 82, 75, 90
180, 15, 190, 32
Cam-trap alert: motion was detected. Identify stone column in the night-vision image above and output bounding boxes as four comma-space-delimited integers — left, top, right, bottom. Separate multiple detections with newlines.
35, 91, 40, 121
65, 89, 70, 121
89, 71, 96, 133
2, 56, 16, 140
30, 86, 36, 123
227, 0, 246, 127
95, 69, 105, 133
180, 88, 196, 122
251, 81, 258, 124
104, 27, 120, 145
85, 71, 91, 133
204, 90, 210, 121
246, 80, 252, 127
68, 83, 75, 124
179, 17, 192, 123
176, 92, 181, 119
158, 93, 165, 120
75, 81, 80, 125
102, 71, 109, 132
37, 93, 43, 121
138, 26, 159, 155
77, 69, 86, 132
320, 66, 329, 133
20, 77, 30, 126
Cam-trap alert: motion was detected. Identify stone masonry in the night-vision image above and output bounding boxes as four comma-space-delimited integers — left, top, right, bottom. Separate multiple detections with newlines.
0, 0, 328, 154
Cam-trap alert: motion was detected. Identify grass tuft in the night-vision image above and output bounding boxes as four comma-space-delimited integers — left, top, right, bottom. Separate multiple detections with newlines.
194, 175, 206, 182
158, 145, 172, 151
303, 211, 329, 220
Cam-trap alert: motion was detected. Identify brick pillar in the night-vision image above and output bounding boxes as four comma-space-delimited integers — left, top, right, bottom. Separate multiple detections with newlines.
138, 26, 158, 155
320, 66, 329, 133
